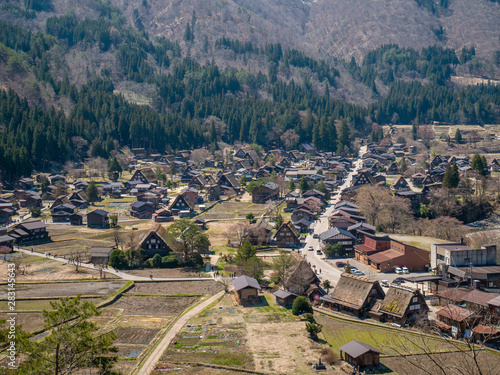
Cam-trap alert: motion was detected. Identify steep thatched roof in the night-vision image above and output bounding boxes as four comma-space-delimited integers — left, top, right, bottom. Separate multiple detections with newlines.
329, 273, 383, 310
134, 223, 169, 249
378, 286, 421, 318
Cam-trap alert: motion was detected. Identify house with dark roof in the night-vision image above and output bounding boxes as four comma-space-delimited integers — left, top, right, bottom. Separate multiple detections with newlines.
347, 223, 376, 243
233, 275, 261, 305
291, 207, 316, 223
242, 221, 273, 246
411, 173, 426, 185
130, 168, 157, 184
152, 208, 173, 223
436, 304, 478, 338
169, 193, 196, 216
372, 286, 428, 325
217, 172, 241, 194
320, 273, 385, 317
319, 227, 356, 253
273, 290, 298, 307
87, 210, 109, 228
286, 252, 319, 295
340, 340, 382, 369
392, 176, 410, 190
351, 170, 375, 187
251, 181, 279, 203
130, 201, 155, 219
9, 221, 50, 243
275, 221, 300, 248
387, 162, 399, 174
70, 212, 84, 226
134, 224, 171, 257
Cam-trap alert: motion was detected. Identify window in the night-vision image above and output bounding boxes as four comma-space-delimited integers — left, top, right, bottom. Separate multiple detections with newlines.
412, 297, 418, 303
410, 304, 419, 311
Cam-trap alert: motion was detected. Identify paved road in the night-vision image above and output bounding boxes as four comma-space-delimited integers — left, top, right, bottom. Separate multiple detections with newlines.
139, 290, 225, 375
300, 146, 367, 286
14, 247, 214, 282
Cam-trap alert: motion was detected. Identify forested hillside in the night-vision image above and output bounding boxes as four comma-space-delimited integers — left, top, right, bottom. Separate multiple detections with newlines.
0, 0, 499, 180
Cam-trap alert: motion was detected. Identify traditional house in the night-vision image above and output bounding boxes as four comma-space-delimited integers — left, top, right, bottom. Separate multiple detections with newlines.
319, 227, 356, 253
328, 216, 358, 231
134, 224, 171, 257
347, 222, 376, 243
285, 253, 319, 295
152, 208, 173, 223
68, 190, 89, 208
351, 170, 375, 188
130, 201, 155, 219
275, 221, 300, 248
130, 168, 157, 184
436, 304, 478, 338
169, 193, 196, 216
51, 203, 76, 222
87, 210, 109, 228
291, 207, 316, 223
273, 290, 297, 307
70, 212, 84, 226
490, 159, 500, 172
373, 286, 429, 325
233, 275, 261, 304
303, 189, 326, 202
340, 340, 382, 369
251, 181, 279, 203
387, 162, 400, 175
422, 174, 434, 185
217, 172, 241, 194
9, 221, 50, 243
89, 247, 113, 265
243, 221, 273, 246
411, 173, 426, 185
320, 273, 385, 317
395, 190, 421, 210
392, 176, 410, 190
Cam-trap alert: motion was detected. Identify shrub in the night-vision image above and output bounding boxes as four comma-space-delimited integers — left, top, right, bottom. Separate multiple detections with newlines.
161, 255, 178, 268
321, 347, 339, 364
305, 322, 322, 339
292, 296, 313, 315
108, 249, 127, 269
151, 253, 162, 268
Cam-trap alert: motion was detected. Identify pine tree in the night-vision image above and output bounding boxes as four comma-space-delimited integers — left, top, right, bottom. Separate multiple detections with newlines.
455, 128, 462, 144
299, 176, 309, 194
86, 181, 99, 203
337, 119, 350, 154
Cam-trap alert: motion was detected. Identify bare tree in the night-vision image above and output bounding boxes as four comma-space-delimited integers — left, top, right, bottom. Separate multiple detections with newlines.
190, 148, 210, 166
86, 157, 107, 180
96, 263, 107, 279
272, 251, 293, 290
280, 129, 300, 150
417, 125, 435, 148
69, 249, 89, 272
355, 185, 393, 226
226, 222, 251, 248
428, 216, 467, 241
380, 196, 413, 233
113, 230, 124, 251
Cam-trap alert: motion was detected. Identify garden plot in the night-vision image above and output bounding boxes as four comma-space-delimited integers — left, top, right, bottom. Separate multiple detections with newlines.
0, 280, 126, 299
128, 281, 224, 296
110, 296, 200, 316
114, 327, 161, 345
199, 202, 269, 220
0, 298, 102, 312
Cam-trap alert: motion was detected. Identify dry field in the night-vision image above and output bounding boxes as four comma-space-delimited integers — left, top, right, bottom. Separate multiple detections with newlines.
110, 295, 200, 316
199, 201, 269, 220
0, 280, 126, 299
114, 327, 161, 345
125, 268, 202, 278
128, 281, 224, 296
10, 312, 45, 333
0, 256, 117, 281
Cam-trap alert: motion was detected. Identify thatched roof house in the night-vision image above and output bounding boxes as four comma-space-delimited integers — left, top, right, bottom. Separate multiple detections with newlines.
320, 273, 384, 317
372, 286, 428, 324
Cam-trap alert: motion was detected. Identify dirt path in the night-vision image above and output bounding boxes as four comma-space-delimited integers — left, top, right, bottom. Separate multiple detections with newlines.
138, 290, 225, 375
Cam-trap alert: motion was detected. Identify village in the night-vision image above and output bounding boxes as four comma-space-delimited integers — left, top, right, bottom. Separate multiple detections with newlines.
1, 123, 500, 374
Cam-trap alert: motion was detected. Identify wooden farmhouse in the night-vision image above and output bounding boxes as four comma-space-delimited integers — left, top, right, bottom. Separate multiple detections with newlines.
134, 224, 171, 257
340, 340, 382, 369
275, 221, 300, 248
392, 176, 410, 190
87, 209, 109, 228
273, 290, 297, 307
371, 286, 429, 325
233, 275, 261, 305
320, 273, 385, 317
89, 247, 113, 265
251, 181, 279, 203
130, 168, 157, 184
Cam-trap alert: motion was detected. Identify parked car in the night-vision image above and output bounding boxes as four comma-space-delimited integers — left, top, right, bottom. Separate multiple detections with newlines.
349, 266, 358, 272
353, 270, 365, 276
393, 277, 405, 285
336, 261, 345, 268
402, 266, 409, 274
316, 250, 322, 255
380, 280, 390, 287
313, 233, 319, 239
395, 267, 403, 274
308, 246, 313, 251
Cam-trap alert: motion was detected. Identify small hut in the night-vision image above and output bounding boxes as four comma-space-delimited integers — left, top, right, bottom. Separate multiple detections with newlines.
233, 275, 261, 305
340, 339, 382, 369
273, 290, 297, 307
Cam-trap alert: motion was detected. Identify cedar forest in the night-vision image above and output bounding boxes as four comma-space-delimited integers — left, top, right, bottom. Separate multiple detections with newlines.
0, 1, 499, 180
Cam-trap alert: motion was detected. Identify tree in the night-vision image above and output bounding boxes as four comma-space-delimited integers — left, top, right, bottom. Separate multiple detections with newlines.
380, 196, 413, 233
244, 256, 264, 280
155, 167, 167, 186
442, 163, 460, 189
68, 249, 88, 272
18, 296, 118, 375
239, 175, 247, 186
107, 156, 122, 181
151, 253, 162, 268
344, 262, 352, 274
471, 154, 487, 176
322, 279, 331, 294
417, 125, 435, 148
272, 251, 293, 289
292, 296, 313, 315
108, 249, 127, 269
305, 322, 322, 339
355, 185, 393, 226
246, 213, 256, 224
166, 218, 211, 262
455, 128, 463, 144
29, 206, 42, 218
235, 241, 256, 266
280, 129, 300, 150
86, 181, 99, 203
288, 179, 296, 191
299, 176, 309, 194
324, 243, 343, 258
337, 118, 351, 154
274, 212, 284, 229
400, 157, 407, 174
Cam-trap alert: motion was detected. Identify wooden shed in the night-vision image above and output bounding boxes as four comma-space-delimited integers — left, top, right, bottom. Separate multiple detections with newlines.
233, 275, 261, 305
340, 339, 382, 369
272, 290, 297, 307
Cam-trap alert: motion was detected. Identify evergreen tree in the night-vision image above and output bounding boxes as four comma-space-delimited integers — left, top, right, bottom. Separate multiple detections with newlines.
337, 119, 350, 154
471, 154, 487, 176
299, 176, 309, 194
86, 181, 99, 203
443, 163, 459, 188
455, 128, 462, 144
